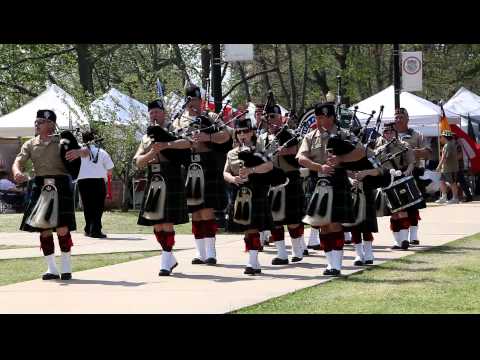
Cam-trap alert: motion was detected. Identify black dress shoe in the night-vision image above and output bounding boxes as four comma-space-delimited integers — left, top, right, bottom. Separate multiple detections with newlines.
401, 240, 410, 250
410, 240, 420, 245
244, 267, 256, 275
42, 273, 60, 280
364, 260, 374, 265
391, 245, 401, 250
308, 245, 322, 250
90, 232, 107, 238
83, 232, 91, 237
323, 268, 334, 276
259, 246, 264, 252
353, 259, 364, 266
271, 257, 289, 265
60, 273, 72, 280
303, 249, 309, 256
205, 258, 217, 265
330, 269, 341, 276
344, 240, 352, 245
291, 257, 303, 263
159, 269, 171, 276
192, 258, 205, 265
254, 268, 262, 274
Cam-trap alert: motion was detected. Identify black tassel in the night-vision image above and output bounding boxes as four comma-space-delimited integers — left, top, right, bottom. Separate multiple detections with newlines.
145, 188, 155, 211
242, 202, 250, 221
151, 188, 161, 212
186, 178, 192, 198
353, 194, 360, 218
234, 201, 242, 221
375, 191, 382, 211
193, 178, 201, 199
318, 193, 329, 217
44, 198, 54, 222
307, 193, 319, 216
272, 191, 282, 212
267, 191, 273, 207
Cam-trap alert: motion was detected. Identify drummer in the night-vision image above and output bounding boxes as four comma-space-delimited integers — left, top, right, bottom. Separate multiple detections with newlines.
375, 121, 415, 250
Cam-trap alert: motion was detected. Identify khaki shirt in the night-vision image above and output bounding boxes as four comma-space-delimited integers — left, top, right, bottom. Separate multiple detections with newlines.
441, 140, 459, 173
15, 135, 68, 176
133, 123, 175, 166
375, 138, 415, 171
296, 126, 362, 165
398, 128, 431, 166
256, 131, 298, 173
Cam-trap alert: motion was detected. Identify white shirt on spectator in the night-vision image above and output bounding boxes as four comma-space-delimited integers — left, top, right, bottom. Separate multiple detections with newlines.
0, 178, 16, 191
77, 145, 114, 181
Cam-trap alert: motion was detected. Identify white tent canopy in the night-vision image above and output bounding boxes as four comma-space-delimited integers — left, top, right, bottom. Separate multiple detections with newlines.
444, 87, 480, 135
89, 88, 149, 132
0, 84, 89, 138
350, 85, 460, 137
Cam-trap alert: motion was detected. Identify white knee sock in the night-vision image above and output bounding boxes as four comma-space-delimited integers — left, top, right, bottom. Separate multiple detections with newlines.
409, 226, 418, 241
194, 238, 206, 260
60, 252, 71, 274
354, 243, 364, 261
325, 251, 333, 270
291, 237, 304, 258
275, 240, 288, 259
344, 232, 352, 241
399, 229, 409, 242
363, 241, 374, 261
308, 228, 320, 246
393, 232, 401, 246
205, 237, 216, 259
248, 250, 259, 268
161, 251, 172, 271
45, 254, 59, 275
333, 250, 343, 270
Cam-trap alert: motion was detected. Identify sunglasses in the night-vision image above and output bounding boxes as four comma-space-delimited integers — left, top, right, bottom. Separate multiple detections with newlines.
236, 129, 251, 134
35, 119, 52, 125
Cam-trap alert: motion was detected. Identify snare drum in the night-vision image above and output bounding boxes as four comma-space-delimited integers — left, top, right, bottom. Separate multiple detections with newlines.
382, 176, 423, 213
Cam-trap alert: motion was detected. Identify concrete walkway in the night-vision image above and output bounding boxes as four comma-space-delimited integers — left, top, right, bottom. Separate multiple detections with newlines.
0, 202, 479, 314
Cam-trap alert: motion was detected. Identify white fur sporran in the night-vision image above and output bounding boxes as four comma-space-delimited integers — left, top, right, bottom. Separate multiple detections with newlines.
302, 177, 333, 227
185, 162, 205, 206
143, 173, 167, 220
342, 180, 366, 227
26, 179, 59, 229
268, 177, 290, 222
233, 186, 253, 226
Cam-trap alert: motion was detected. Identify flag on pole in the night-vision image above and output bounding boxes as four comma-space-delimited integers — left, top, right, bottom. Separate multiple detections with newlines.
467, 113, 477, 143
439, 103, 451, 133
450, 124, 480, 174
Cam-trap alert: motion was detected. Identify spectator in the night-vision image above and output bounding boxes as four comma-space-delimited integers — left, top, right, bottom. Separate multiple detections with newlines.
77, 131, 114, 238
0, 169, 17, 191
455, 135, 473, 202
435, 130, 459, 204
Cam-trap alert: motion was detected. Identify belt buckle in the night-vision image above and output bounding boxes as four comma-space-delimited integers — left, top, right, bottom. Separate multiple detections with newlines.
151, 164, 161, 173
44, 178, 55, 185
191, 154, 200, 163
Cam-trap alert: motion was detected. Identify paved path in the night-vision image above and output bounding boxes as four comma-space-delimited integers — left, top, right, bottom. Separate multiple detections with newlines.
0, 202, 479, 314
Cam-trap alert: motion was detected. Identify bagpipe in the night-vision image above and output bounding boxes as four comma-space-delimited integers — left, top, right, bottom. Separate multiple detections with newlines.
49, 127, 82, 180
146, 125, 190, 165
264, 124, 303, 168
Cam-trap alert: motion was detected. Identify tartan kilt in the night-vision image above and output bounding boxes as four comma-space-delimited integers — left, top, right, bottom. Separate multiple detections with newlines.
226, 182, 272, 232
138, 162, 189, 226
273, 171, 305, 226
20, 175, 76, 233
187, 151, 227, 213
343, 183, 378, 233
304, 168, 354, 224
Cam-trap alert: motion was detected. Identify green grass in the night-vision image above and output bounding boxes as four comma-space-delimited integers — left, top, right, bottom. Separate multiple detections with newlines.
235, 233, 480, 314
0, 251, 160, 286
0, 211, 194, 234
